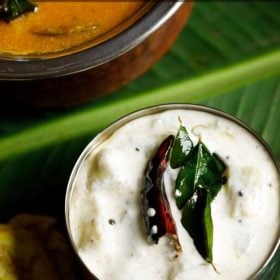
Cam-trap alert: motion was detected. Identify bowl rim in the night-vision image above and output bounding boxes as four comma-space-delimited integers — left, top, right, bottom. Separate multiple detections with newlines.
65, 103, 280, 280
0, 1, 184, 81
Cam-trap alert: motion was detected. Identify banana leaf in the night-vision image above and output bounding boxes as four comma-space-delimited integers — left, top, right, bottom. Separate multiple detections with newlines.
0, 2, 279, 279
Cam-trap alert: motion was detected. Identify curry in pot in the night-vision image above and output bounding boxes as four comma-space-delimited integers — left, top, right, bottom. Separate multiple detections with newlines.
0, 1, 147, 55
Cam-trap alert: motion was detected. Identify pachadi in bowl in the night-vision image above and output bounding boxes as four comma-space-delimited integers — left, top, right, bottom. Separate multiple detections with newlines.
65, 104, 280, 280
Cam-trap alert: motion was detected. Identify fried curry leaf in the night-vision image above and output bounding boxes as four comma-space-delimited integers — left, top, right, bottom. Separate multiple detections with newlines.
175, 142, 225, 209
170, 124, 227, 264
174, 147, 197, 209
0, 0, 36, 22
212, 153, 227, 174
170, 124, 193, 169
181, 188, 213, 263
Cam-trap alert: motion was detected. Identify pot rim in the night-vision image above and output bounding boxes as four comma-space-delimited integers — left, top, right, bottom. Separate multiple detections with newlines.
0, 1, 184, 81
65, 103, 280, 280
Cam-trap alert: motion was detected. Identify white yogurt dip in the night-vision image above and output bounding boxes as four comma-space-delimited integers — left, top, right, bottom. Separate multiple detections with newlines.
67, 108, 279, 280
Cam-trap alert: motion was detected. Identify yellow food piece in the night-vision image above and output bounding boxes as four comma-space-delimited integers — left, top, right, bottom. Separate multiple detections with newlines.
0, 214, 80, 280
0, 225, 58, 280
9, 213, 56, 235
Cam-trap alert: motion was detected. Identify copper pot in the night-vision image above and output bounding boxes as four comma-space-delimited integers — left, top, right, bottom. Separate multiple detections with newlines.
0, 2, 193, 108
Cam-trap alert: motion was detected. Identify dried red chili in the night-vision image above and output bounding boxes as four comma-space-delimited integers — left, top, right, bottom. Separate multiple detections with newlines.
142, 135, 181, 251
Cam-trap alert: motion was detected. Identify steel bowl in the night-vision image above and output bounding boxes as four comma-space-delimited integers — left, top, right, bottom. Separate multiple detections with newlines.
65, 103, 280, 280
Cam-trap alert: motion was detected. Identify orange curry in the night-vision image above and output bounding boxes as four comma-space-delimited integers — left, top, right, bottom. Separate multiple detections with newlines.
0, 1, 146, 55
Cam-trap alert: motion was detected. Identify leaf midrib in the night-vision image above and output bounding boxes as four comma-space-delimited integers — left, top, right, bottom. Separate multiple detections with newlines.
0, 49, 280, 160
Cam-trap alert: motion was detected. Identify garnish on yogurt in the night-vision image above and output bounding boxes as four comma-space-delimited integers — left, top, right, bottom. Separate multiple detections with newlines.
170, 123, 228, 264
142, 135, 181, 251
169, 120, 193, 169
142, 122, 228, 265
